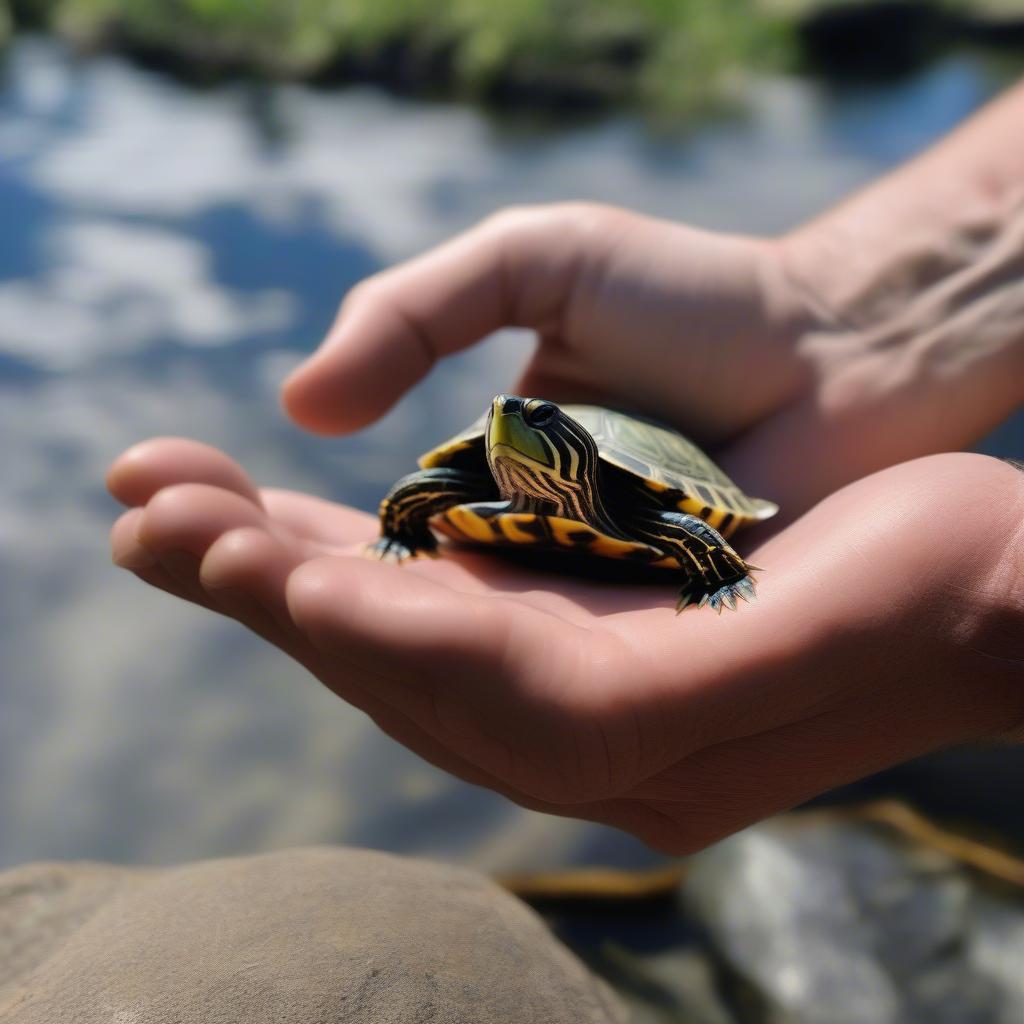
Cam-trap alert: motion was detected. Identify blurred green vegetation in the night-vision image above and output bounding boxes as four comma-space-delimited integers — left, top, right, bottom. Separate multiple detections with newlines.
3, 0, 1021, 114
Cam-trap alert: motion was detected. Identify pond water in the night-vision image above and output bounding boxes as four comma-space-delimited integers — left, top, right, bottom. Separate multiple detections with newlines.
1, 36, 1021, 872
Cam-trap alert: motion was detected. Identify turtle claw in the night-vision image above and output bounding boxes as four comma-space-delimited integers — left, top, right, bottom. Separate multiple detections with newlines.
713, 575, 759, 612
676, 574, 758, 614
365, 537, 430, 564
676, 582, 711, 614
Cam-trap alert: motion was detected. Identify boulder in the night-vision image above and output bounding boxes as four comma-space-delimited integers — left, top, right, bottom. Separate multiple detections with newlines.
0, 845, 628, 1024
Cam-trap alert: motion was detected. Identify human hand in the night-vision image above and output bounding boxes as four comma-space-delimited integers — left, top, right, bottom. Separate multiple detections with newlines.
281, 203, 1024, 522
108, 441, 1024, 853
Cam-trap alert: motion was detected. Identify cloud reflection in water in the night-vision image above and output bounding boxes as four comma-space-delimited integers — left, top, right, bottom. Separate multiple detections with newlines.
0, 38, 1018, 871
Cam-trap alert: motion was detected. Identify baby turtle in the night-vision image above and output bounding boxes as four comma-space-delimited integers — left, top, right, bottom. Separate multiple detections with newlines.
371, 395, 777, 611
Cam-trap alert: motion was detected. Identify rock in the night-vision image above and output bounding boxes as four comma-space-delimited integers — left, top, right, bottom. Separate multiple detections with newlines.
683, 817, 1024, 1024
0, 846, 628, 1023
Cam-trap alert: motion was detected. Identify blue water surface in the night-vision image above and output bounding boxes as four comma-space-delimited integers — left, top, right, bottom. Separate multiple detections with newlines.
1, 37, 1020, 871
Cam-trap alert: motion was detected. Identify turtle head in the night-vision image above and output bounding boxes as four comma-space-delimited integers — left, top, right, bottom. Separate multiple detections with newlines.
485, 395, 601, 514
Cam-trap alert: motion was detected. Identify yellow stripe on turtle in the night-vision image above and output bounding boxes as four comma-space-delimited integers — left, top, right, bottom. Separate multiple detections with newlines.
433, 505, 497, 544
418, 438, 475, 470
675, 494, 727, 530
497, 514, 545, 545
674, 491, 777, 537
538, 515, 675, 565
637, 477, 775, 537
431, 507, 678, 568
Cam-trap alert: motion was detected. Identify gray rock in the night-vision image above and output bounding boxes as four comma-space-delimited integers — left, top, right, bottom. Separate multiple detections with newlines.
683, 818, 1019, 1024
966, 892, 1024, 1024
0, 846, 629, 1023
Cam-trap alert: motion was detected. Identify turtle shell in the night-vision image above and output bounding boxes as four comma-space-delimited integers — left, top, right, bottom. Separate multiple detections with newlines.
419, 404, 777, 534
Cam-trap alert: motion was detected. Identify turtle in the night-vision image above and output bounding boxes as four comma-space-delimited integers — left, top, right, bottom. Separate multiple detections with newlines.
370, 395, 778, 612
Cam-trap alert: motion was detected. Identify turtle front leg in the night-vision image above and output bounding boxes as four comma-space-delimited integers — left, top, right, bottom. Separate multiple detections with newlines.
371, 468, 498, 562
627, 509, 760, 613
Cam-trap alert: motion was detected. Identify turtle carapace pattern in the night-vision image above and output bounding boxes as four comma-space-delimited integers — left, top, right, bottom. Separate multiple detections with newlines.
370, 395, 778, 612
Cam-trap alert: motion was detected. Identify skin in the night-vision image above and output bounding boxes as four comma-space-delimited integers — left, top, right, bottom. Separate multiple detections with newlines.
108, 85, 1024, 855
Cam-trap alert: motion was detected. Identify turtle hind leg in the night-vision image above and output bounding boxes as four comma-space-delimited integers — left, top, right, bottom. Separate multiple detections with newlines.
629, 510, 759, 614
371, 468, 497, 563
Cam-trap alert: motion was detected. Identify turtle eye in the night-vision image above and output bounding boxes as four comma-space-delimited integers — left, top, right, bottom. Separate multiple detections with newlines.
526, 402, 558, 427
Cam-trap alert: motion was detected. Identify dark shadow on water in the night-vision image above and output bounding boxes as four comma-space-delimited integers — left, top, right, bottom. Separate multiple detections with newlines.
819, 54, 999, 163
189, 197, 377, 308
0, 174, 56, 281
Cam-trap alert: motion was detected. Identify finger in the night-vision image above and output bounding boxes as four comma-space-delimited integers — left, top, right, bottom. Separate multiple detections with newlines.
111, 507, 218, 611
107, 437, 263, 509
285, 553, 517, 722
126, 482, 269, 610
285, 554, 597, 798
514, 360, 623, 409
201, 525, 303, 607
259, 488, 377, 550
199, 526, 577, 811
282, 204, 596, 434
197, 524, 326, 658
111, 506, 223, 612
202, 527, 595, 811
137, 483, 268, 558
111, 507, 157, 570
116, 479, 593, 820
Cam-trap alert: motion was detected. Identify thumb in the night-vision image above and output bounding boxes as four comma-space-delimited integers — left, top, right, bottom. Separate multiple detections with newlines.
281, 204, 599, 434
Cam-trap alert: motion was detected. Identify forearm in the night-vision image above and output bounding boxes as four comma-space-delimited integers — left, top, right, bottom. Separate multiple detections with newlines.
765, 82, 1024, 480
783, 80, 1024, 335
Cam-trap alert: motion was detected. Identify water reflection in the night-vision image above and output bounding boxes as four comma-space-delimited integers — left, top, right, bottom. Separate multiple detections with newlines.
1, 37, 1020, 870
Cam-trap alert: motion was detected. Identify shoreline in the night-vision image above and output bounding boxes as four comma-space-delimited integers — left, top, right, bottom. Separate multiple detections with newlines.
4, 1, 1024, 116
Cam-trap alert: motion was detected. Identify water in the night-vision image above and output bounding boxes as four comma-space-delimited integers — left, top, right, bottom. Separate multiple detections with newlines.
1, 37, 1021, 871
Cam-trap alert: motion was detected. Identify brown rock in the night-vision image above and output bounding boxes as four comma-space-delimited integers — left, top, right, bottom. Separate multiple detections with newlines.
0, 846, 628, 1023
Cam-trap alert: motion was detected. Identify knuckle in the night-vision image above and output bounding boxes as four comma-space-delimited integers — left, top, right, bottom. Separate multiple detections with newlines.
550, 201, 631, 241
480, 204, 543, 236
145, 482, 207, 518
482, 201, 624, 241
202, 528, 274, 588
211, 526, 269, 564
340, 274, 385, 312
337, 272, 403, 324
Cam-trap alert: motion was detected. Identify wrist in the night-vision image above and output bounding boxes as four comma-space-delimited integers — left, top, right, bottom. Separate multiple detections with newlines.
775, 81, 1024, 404
775, 193, 1024, 428
776, 184, 1023, 330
